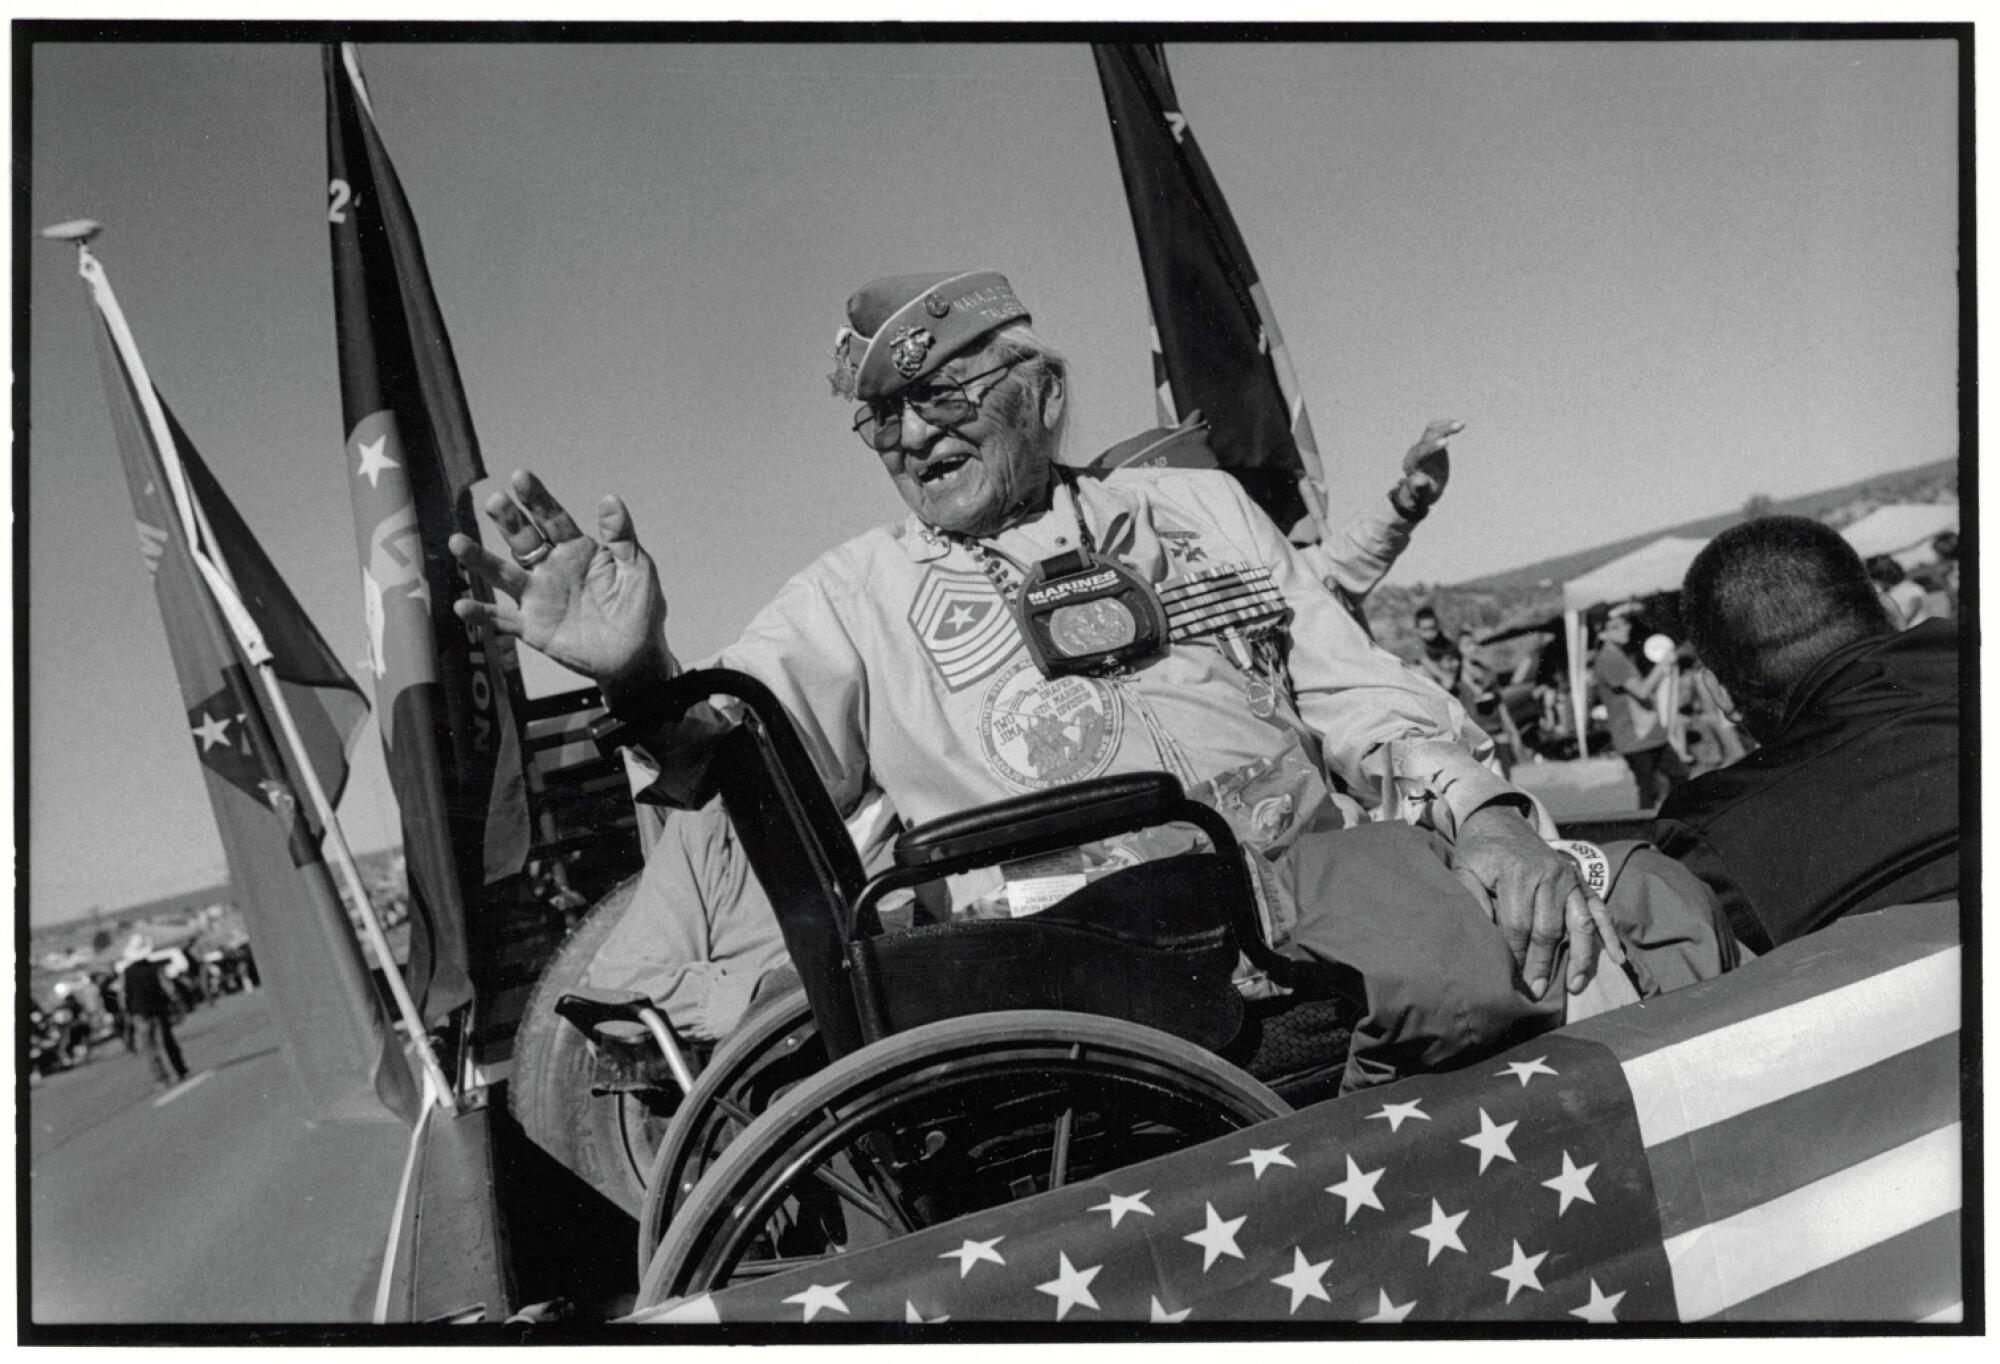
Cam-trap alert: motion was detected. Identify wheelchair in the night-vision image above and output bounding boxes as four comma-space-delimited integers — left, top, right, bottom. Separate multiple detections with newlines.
547, 667, 1366, 1307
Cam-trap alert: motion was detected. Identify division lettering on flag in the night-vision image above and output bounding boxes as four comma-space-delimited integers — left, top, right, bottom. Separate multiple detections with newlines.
909, 567, 1019, 691
82, 247, 418, 1124
1094, 44, 1326, 540
326, 42, 531, 1022
642, 900, 1958, 1323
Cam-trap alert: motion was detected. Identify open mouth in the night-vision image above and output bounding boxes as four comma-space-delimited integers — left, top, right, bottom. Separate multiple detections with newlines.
917, 454, 974, 485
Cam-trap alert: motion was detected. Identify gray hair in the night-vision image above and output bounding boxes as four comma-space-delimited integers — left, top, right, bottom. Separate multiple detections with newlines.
983, 321, 1073, 458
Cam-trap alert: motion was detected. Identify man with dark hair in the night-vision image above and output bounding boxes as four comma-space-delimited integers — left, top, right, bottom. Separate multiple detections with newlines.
1652, 516, 1959, 954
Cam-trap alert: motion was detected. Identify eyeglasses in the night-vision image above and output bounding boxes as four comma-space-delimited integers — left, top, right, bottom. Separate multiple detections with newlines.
852, 359, 1020, 451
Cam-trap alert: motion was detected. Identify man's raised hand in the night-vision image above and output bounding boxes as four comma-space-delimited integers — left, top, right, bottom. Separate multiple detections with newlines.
1399, 418, 1463, 507
447, 469, 668, 688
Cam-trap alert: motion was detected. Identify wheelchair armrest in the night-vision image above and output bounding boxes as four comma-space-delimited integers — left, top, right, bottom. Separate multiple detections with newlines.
893, 772, 1186, 870
553, 987, 660, 1038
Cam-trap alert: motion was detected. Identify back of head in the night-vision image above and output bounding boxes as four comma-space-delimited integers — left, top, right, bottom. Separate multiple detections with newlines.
1681, 516, 1893, 739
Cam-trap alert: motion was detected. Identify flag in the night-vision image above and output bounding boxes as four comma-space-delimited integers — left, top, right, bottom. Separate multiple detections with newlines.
1095, 44, 1325, 539
640, 900, 1960, 1323
325, 42, 531, 1022
83, 247, 418, 1124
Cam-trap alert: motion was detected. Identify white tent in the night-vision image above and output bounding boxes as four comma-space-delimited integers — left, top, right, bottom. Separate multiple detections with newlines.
1557, 536, 1709, 750
1560, 535, 1712, 614
1839, 503, 1959, 562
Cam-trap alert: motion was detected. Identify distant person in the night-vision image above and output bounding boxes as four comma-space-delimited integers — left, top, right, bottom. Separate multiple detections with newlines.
1410, 606, 1462, 693
1652, 517, 1959, 954
1865, 553, 1930, 630
119, 935, 190, 1090
1591, 603, 1688, 808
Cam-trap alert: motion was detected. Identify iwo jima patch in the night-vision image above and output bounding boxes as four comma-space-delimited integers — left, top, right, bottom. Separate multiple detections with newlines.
909, 566, 1018, 691
978, 659, 1124, 791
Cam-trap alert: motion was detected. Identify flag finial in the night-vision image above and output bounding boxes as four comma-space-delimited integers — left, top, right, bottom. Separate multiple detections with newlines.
40, 218, 102, 244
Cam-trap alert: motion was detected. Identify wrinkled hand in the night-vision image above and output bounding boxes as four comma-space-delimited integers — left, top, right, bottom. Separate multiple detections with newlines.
1449, 803, 1625, 999
1399, 418, 1463, 507
447, 469, 668, 689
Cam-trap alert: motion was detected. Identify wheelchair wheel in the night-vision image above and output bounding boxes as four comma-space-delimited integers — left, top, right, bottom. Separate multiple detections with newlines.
508, 875, 670, 1219
638, 1009, 1289, 1305
635, 986, 823, 1279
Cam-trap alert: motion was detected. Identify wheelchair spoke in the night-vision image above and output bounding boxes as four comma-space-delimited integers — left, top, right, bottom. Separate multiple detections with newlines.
807, 1162, 908, 1235
1048, 1106, 1075, 1190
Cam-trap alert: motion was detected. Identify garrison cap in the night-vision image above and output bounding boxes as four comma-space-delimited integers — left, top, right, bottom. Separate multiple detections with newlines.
829, 270, 1030, 402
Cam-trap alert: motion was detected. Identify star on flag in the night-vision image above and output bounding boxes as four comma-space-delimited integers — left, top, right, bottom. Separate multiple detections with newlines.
1497, 1056, 1558, 1087
1270, 1247, 1333, 1314
903, 1300, 949, 1324
780, 1280, 850, 1323
1183, 1202, 1247, 1271
1035, 1254, 1101, 1321
1231, 1144, 1295, 1180
1570, 1279, 1625, 1323
1410, 1199, 1469, 1264
1148, 1296, 1191, 1324
1490, 1241, 1548, 1303
939, 1236, 1006, 1278
1367, 1099, 1429, 1132
1360, 1288, 1417, 1324
190, 711, 234, 751
353, 434, 400, 488
1542, 1151, 1598, 1215
1460, 1108, 1519, 1174
1324, 1154, 1386, 1222
1088, 1190, 1153, 1228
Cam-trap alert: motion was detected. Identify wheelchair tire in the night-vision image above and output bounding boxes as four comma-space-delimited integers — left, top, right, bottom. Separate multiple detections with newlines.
638, 1009, 1289, 1305
635, 986, 823, 1280
507, 874, 673, 1219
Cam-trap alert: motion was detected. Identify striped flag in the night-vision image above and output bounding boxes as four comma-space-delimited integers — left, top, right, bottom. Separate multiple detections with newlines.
325, 43, 531, 1022
635, 900, 1960, 1323
79, 243, 419, 1124
1094, 44, 1328, 541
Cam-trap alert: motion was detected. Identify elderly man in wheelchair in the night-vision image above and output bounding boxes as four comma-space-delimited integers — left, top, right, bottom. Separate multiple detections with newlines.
451, 271, 1732, 1300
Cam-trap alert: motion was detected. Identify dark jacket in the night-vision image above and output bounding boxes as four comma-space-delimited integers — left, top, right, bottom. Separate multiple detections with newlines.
1652, 619, 1960, 954
120, 957, 174, 1019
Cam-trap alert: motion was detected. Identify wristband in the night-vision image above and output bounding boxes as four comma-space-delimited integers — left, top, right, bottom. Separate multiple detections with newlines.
1388, 481, 1431, 523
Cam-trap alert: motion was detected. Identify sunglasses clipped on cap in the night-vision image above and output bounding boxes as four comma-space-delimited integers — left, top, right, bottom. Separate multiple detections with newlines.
852, 359, 1019, 451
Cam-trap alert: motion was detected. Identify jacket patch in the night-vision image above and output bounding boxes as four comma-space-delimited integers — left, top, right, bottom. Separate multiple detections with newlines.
978, 659, 1123, 791
908, 567, 1018, 692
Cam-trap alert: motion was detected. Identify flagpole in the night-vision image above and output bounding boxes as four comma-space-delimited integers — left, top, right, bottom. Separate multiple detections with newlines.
68, 232, 456, 1114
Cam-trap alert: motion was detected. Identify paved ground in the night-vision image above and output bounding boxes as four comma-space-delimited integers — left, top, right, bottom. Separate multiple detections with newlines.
27, 989, 412, 1325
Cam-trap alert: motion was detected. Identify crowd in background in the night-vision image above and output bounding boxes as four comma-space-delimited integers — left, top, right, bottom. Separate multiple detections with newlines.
1397, 526, 1961, 791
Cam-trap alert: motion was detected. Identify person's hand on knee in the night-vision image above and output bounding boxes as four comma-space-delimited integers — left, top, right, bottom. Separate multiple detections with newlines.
1450, 803, 1624, 999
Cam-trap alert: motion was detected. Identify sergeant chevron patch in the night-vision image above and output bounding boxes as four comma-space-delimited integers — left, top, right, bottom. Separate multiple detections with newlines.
909, 567, 1020, 691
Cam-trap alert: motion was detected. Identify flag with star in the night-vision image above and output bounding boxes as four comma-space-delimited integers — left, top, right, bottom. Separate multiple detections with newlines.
634, 900, 1960, 1325
83, 245, 417, 1124
326, 42, 531, 1021
1094, 44, 1325, 540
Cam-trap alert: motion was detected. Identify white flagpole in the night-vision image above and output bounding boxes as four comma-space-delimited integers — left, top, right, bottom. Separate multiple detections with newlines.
69, 231, 456, 1114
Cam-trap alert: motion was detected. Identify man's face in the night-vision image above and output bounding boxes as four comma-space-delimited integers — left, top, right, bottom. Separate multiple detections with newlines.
875, 344, 1057, 538
1415, 615, 1441, 642
1604, 615, 1633, 645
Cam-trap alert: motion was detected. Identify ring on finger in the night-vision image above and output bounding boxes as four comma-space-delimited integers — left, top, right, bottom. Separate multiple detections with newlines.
513, 539, 554, 569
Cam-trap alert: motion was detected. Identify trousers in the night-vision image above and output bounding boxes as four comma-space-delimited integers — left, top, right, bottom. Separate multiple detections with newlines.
137, 1014, 188, 1087
1277, 821, 1733, 1093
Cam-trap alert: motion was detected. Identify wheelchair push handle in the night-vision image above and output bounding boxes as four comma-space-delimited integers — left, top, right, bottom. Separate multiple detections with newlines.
553, 988, 696, 1097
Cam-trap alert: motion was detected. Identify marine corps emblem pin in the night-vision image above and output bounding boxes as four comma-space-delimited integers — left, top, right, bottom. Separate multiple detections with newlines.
889, 326, 935, 378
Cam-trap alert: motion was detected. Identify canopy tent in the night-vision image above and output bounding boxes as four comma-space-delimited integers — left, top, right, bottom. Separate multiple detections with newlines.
1839, 502, 1959, 562
1560, 535, 1711, 615
1555, 536, 1708, 770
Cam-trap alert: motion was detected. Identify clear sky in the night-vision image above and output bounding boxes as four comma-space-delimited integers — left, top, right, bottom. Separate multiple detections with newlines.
23, 37, 1959, 924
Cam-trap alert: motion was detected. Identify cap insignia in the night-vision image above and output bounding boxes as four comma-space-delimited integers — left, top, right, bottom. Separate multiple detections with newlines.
889, 326, 936, 379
